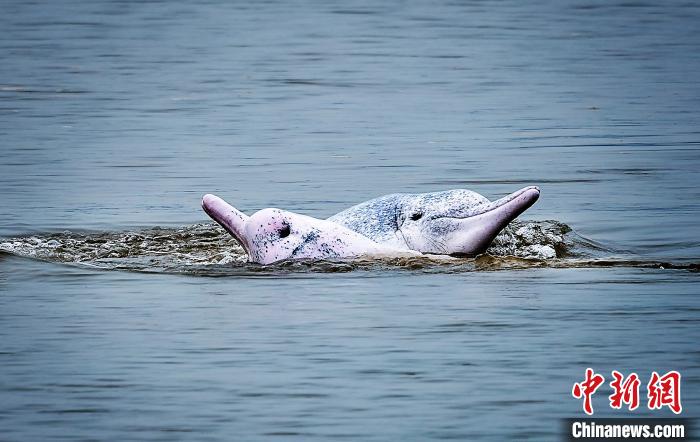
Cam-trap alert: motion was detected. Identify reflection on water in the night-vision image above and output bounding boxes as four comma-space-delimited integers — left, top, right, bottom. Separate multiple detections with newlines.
1, 0, 699, 440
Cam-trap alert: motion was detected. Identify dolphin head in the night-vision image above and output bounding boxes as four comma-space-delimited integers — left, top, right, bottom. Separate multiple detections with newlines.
395, 186, 540, 256
202, 194, 393, 264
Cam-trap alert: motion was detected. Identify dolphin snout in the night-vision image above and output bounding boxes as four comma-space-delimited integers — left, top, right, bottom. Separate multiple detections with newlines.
201, 194, 220, 214
446, 186, 541, 256
518, 186, 540, 208
201, 193, 251, 253
483, 185, 540, 227
201, 194, 234, 225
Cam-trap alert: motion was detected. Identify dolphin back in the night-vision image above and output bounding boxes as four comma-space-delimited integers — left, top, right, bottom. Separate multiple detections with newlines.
328, 194, 405, 243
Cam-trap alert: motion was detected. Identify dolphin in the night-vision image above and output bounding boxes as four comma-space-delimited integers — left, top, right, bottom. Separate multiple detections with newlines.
328, 186, 540, 256
202, 194, 419, 265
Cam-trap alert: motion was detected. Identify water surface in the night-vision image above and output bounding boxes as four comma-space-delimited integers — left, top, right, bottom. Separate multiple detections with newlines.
1, 0, 699, 440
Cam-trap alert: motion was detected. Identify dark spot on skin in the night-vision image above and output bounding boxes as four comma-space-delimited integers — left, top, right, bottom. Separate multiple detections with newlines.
291, 230, 320, 257
279, 224, 291, 238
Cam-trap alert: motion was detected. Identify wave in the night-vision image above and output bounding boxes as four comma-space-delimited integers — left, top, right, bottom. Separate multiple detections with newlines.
0, 221, 697, 275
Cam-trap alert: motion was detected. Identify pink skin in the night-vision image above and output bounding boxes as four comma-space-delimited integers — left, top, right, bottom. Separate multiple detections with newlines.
202, 194, 417, 265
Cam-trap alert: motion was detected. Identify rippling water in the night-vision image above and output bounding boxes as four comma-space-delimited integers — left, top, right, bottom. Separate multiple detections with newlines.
1, 0, 699, 440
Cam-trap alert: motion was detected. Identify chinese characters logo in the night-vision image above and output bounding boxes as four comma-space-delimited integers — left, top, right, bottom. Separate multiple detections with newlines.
572, 368, 681, 415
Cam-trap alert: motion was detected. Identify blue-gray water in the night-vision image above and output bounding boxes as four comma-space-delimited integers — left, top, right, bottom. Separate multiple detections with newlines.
1, 0, 699, 440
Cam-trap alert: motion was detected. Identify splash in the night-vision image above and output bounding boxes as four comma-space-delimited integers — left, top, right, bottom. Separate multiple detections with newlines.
0, 221, 696, 275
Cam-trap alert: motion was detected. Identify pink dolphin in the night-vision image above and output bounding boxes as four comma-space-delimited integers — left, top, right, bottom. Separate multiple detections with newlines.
202, 194, 419, 265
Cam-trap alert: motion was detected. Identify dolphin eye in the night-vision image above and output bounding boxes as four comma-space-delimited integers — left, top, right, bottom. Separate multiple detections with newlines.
410, 212, 423, 221
279, 224, 291, 238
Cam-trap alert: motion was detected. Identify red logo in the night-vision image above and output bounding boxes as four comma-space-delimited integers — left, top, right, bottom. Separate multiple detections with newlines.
609, 370, 640, 411
572, 369, 682, 415
647, 371, 682, 414
572, 368, 605, 415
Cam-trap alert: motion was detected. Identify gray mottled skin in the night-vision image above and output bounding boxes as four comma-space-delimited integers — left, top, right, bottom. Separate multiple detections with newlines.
329, 186, 540, 256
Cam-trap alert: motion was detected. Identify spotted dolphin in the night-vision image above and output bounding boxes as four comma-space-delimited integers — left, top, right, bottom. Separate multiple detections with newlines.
202, 194, 419, 265
328, 186, 540, 256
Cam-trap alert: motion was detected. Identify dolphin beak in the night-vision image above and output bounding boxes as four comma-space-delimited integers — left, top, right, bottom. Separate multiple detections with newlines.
449, 186, 540, 256
201, 194, 251, 254
476, 185, 540, 226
